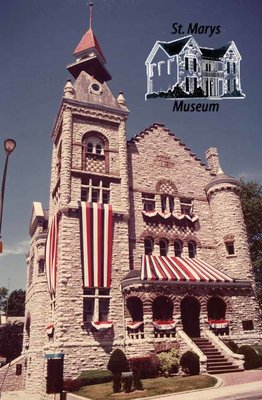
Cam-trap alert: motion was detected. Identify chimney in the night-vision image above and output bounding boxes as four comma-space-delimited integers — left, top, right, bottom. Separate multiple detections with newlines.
205, 147, 222, 175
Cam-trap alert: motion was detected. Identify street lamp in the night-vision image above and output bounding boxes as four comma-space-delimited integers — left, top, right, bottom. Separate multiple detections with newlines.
0, 139, 16, 253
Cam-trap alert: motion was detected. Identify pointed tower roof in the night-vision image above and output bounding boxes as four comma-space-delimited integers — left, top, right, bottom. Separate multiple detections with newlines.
67, 1, 111, 83
73, 28, 106, 63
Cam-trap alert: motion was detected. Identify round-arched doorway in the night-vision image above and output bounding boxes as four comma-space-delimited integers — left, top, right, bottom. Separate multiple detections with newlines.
181, 296, 200, 337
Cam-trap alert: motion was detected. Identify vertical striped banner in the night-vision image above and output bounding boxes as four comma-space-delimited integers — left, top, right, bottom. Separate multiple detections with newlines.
45, 213, 59, 297
79, 202, 113, 288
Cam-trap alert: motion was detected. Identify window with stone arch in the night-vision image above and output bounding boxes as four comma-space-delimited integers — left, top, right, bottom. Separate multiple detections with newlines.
144, 237, 154, 255
153, 296, 173, 321
82, 131, 109, 174
126, 297, 144, 322
174, 240, 183, 257
159, 239, 168, 256
188, 240, 196, 258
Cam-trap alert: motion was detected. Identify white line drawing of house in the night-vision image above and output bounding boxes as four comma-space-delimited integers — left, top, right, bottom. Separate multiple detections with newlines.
145, 35, 245, 100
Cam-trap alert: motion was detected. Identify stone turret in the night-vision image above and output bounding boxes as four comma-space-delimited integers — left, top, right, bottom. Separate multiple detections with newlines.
205, 149, 252, 280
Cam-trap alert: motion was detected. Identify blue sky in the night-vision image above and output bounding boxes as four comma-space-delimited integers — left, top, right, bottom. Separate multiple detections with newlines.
0, 0, 261, 292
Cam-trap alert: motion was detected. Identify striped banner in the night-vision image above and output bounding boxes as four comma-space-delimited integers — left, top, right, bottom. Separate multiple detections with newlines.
141, 255, 234, 283
45, 213, 59, 297
79, 202, 113, 288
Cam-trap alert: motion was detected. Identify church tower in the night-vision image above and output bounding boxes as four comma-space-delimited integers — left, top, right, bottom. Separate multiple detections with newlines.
24, 2, 131, 394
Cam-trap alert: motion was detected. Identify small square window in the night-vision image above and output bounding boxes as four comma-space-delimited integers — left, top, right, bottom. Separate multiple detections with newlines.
242, 320, 254, 331
226, 242, 235, 255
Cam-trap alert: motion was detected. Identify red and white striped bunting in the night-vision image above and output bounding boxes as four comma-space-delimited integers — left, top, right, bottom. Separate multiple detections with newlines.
45, 213, 59, 297
79, 202, 113, 288
153, 320, 177, 330
91, 321, 113, 330
141, 255, 234, 283
126, 321, 144, 330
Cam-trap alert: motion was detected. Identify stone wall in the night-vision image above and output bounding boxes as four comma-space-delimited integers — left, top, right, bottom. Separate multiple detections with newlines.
0, 355, 25, 392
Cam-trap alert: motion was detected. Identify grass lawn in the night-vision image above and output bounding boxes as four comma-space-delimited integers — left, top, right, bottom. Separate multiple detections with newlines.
77, 375, 217, 400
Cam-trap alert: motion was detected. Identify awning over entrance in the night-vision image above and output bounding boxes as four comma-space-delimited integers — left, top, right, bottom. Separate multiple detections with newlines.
141, 255, 234, 283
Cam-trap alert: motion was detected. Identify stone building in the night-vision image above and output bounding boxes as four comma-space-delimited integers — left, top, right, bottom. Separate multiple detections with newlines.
20, 8, 261, 399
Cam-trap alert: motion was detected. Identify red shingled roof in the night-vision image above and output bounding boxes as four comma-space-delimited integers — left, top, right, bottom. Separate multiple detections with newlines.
73, 28, 106, 63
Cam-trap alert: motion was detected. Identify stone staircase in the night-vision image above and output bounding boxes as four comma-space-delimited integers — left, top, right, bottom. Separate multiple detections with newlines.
192, 337, 243, 374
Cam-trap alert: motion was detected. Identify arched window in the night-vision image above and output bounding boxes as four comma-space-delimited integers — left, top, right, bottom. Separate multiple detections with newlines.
188, 241, 196, 258
96, 144, 102, 155
87, 142, 93, 153
159, 239, 168, 256
127, 297, 143, 322
153, 296, 173, 321
207, 297, 226, 320
144, 237, 154, 255
174, 240, 182, 257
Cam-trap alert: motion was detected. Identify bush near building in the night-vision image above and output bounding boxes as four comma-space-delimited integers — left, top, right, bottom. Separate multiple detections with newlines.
157, 348, 179, 376
180, 351, 200, 376
128, 355, 160, 379
238, 345, 262, 370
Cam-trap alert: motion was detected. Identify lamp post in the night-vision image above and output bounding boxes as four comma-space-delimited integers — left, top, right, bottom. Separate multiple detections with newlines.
0, 139, 16, 252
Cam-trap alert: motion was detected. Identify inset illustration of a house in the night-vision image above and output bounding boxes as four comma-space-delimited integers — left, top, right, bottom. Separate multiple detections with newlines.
145, 35, 245, 100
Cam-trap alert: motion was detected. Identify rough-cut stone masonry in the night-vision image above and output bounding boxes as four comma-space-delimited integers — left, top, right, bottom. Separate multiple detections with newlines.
20, 37, 261, 400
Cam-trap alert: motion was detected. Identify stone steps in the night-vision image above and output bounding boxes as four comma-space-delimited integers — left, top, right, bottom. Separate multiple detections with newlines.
192, 337, 243, 375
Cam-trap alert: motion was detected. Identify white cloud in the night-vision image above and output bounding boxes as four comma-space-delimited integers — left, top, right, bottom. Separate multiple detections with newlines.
1, 240, 30, 257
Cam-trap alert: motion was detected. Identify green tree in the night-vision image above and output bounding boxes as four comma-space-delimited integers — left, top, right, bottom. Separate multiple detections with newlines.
239, 179, 262, 266
239, 179, 262, 305
7, 289, 25, 316
0, 322, 24, 362
0, 287, 8, 314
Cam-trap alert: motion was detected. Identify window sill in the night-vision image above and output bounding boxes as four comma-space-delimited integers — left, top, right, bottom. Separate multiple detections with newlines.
226, 254, 237, 259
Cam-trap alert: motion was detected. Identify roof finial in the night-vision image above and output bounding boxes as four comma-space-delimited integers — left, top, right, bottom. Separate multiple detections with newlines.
89, 0, 93, 29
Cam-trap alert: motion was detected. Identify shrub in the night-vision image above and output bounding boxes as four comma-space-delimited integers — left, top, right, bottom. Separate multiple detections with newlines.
133, 368, 143, 390
78, 369, 112, 386
180, 351, 200, 376
107, 349, 129, 374
129, 356, 160, 379
238, 345, 262, 370
158, 348, 179, 376
112, 373, 122, 393
63, 379, 82, 392
224, 340, 239, 354
122, 373, 133, 393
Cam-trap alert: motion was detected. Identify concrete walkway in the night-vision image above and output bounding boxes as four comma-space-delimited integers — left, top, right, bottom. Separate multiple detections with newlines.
2, 370, 262, 400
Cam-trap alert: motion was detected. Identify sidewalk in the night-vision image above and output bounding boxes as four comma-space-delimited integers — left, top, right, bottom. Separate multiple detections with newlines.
2, 370, 262, 400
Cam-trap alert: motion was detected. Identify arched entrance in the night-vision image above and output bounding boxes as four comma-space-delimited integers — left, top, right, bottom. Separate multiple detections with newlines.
181, 297, 200, 337
207, 297, 226, 320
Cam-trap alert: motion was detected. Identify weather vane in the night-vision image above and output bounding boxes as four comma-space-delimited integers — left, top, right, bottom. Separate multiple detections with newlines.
89, 0, 93, 29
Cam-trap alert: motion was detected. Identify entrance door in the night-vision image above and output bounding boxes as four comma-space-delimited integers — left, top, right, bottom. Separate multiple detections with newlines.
181, 297, 200, 337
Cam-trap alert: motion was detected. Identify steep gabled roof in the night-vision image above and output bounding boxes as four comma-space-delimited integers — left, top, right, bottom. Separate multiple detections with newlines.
73, 28, 106, 63
128, 123, 210, 171
200, 43, 231, 60
158, 36, 192, 56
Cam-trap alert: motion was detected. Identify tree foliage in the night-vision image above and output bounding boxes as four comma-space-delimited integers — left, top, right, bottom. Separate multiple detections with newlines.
7, 289, 25, 316
0, 322, 24, 362
0, 287, 8, 314
239, 179, 262, 266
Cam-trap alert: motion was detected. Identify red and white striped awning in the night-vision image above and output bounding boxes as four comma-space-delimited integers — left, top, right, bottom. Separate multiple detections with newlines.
141, 255, 234, 283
